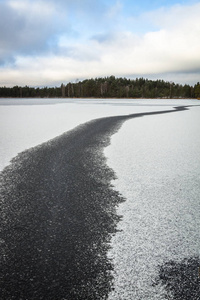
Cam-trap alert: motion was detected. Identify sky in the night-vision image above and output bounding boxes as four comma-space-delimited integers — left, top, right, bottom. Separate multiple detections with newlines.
0, 0, 200, 87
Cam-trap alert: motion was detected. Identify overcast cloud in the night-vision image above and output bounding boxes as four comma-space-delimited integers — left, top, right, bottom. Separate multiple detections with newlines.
0, 0, 199, 86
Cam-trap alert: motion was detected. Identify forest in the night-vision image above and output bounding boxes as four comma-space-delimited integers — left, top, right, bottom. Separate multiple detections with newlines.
0, 76, 200, 99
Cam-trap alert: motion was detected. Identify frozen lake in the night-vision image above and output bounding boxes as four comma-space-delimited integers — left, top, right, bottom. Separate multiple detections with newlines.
105, 101, 200, 299
0, 98, 200, 299
0, 97, 198, 172
0, 97, 171, 172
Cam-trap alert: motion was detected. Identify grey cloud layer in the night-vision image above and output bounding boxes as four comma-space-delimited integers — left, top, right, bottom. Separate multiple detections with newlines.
0, 3, 49, 63
0, 0, 111, 65
0, 0, 200, 86
0, 1, 72, 63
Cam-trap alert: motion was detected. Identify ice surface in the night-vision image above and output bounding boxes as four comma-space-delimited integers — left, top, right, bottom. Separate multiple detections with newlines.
0, 97, 185, 172
1, 98, 200, 299
105, 101, 200, 299
0, 98, 160, 172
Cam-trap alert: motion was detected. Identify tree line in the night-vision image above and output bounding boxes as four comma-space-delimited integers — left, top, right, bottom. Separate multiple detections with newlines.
0, 76, 200, 99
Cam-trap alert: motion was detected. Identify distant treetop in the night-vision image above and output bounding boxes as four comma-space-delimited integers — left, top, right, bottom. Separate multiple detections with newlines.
0, 76, 198, 99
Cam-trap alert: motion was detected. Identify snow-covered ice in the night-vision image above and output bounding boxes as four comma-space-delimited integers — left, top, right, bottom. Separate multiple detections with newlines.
0, 97, 182, 172
105, 100, 200, 299
0, 97, 200, 299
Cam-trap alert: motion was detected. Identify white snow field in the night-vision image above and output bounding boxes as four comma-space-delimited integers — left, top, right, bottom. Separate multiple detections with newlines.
105, 100, 200, 299
0, 98, 152, 171
0, 98, 200, 299
0, 97, 180, 172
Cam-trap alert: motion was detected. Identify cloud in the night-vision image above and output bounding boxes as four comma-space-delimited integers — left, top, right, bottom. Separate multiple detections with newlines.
0, 0, 72, 63
0, 0, 112, 65
0, 1, 200, 86
43, 3, 200, 78
106, 0, 122, 18
140, 3, 200, 71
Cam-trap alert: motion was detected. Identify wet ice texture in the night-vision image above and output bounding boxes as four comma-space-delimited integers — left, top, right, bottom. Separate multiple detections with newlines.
105, 104, 200, 299
0, 117, 125, 299
157, 257, 200, 299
